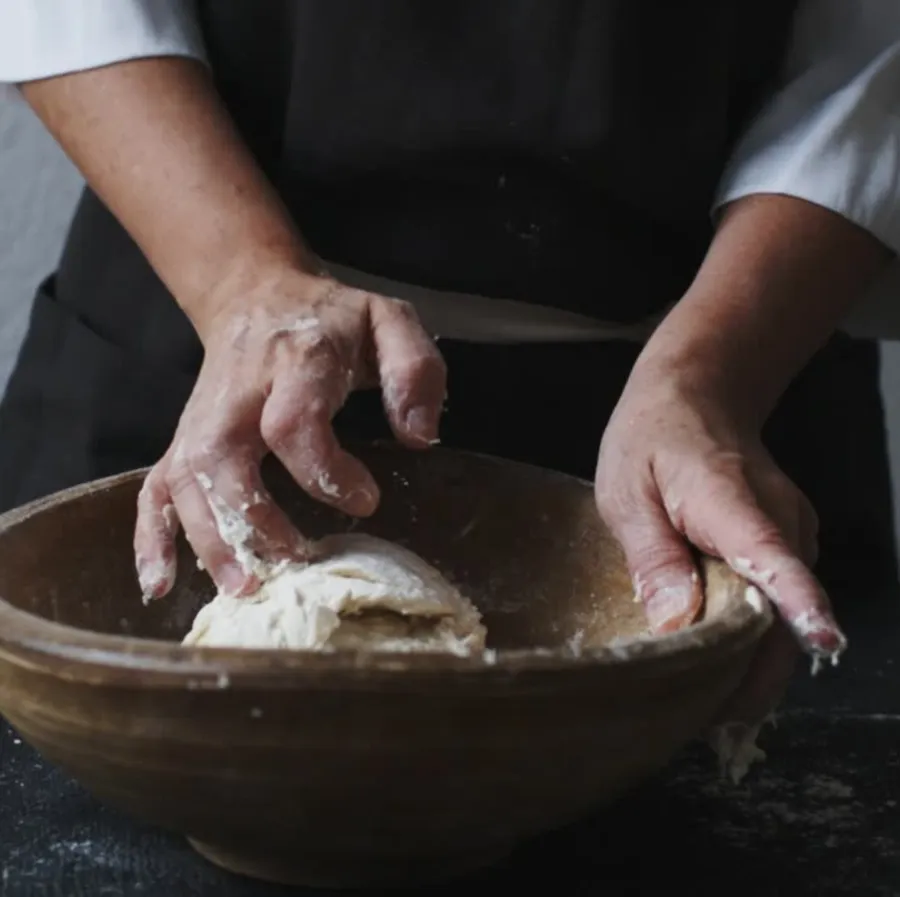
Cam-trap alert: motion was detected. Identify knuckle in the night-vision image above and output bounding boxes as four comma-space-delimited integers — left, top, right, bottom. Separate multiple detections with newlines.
163, 459, 194, 497
165, 434, 227, 488
594, 476, 647, 522
300, 332, 342, 367
704, 451, 746, 480
424, 346, 448, 377
381, 297, 418, 322
631, 545, 690, 583
747, 521, 790, 555
300, 393, 332, 424
186, 436, 224, 467
386, 351, 445, 392
137, 469, 163, 506
262, 389, 332, 449
668, 457, 722, 500
593, 481, 622, 518
260, 405, 302, 449
325, 281, 363, 305
304, 327, 334, 352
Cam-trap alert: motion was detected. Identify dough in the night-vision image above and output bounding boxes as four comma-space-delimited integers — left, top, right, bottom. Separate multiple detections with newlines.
183, 533, 487, 655
708, 718, 772, 784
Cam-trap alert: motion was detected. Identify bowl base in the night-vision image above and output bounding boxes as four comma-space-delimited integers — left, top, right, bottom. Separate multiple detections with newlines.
188, 836, 512, 889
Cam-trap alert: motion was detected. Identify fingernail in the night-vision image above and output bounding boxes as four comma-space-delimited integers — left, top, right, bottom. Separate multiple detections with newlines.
340, 484, 380, 517
644, 584, 696, 633
789, 608, 847, 660
404, 406, 439, 443
137, 557, 175, 605
791, 610, 848, 676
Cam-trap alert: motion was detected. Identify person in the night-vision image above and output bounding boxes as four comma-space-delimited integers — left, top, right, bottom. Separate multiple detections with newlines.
0, 0, 898, 753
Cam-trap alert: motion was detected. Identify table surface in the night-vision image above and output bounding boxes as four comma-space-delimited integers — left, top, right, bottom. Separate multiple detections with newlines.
1, 593, 898, 897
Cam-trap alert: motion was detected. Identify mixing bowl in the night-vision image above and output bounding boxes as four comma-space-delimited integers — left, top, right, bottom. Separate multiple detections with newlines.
0, 444, 770, 888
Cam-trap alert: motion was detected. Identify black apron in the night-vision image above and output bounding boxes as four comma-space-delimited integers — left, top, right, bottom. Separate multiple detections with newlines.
0, 0, 894, 588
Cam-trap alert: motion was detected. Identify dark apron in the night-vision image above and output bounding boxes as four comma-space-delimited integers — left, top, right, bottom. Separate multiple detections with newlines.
0, 0, 894, 589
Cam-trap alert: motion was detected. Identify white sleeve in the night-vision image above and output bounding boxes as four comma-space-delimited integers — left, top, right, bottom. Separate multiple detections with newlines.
714, 0, 900, 256
0, 0, 207, 84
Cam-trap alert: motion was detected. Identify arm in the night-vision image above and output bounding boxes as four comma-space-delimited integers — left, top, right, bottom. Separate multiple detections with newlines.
21, 57, 318, 339
0, 0, 205, 98
651, 0, 900, 425
14, 45, 444, 596
0, 0, 277, 335
596, 0, 900, 742
605, 0, 900, 605
633, 193, 892, 428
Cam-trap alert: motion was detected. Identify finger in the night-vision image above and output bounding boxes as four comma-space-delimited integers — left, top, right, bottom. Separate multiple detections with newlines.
166, 452, 264, 597
261, 351, 380, 516
598, 485, 704, 634
134, 468, 180, 603
369, 298, 447, 448
689, 476, 845, 668
752, 470, 819, 568
193, 450, 311, 563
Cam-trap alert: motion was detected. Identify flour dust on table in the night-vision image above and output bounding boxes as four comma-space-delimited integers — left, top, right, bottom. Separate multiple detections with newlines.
182, 532, 487, 654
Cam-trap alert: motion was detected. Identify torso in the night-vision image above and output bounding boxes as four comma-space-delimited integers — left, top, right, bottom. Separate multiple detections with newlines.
54, 0, 798, 373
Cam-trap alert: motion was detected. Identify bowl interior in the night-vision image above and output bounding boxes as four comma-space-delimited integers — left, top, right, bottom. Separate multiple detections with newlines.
0, 444, 656, 651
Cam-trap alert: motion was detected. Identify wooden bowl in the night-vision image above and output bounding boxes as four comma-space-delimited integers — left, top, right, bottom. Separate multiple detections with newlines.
0, 444, 770, 889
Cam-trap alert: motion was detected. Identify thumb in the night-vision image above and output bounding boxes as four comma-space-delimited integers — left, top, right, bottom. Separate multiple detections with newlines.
607, 501, 704, 634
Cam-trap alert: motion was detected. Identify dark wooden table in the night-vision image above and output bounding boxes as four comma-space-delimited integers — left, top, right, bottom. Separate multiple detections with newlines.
2, 592, 898, 897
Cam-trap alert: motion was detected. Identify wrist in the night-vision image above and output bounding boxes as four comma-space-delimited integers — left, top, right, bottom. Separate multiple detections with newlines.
628, 195, 893, 430
627, 340, 768, 434
182, 246, 327, 344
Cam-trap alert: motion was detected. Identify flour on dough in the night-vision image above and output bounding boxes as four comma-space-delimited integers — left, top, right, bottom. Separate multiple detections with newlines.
183, 533, 487, 655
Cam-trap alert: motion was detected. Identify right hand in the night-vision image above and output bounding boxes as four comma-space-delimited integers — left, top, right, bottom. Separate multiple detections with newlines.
594, 369, 844, 741
133, 271, 447, 601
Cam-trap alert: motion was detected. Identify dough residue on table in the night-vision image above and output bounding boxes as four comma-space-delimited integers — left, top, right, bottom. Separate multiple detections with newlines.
183, 532, 487, 655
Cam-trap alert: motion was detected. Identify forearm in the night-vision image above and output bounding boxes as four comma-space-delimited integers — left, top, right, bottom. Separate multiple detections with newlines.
22, 57, 317, 338
633, 194, 893, 426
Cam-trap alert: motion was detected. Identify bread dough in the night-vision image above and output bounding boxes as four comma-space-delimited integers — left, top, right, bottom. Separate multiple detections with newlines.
708, 717, 774, 784
183, 533, 487, 655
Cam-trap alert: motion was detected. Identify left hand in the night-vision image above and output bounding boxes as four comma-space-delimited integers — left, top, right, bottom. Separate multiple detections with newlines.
594, 365, 846, 732
134, 272, 446, 602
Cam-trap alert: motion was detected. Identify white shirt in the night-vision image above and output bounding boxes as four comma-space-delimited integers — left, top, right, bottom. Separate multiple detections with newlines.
1, 0, 899, 342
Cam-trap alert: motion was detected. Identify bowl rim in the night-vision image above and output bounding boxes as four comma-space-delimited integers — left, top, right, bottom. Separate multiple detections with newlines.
0, 458, 773, 687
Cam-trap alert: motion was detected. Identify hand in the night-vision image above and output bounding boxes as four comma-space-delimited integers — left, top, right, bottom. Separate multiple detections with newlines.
134, 271, 446, 600
594, 367, 846, 733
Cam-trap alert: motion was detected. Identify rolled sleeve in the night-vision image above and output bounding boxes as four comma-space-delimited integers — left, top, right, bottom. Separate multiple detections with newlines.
0, 0, 207, 85
715, 1, 900, 256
